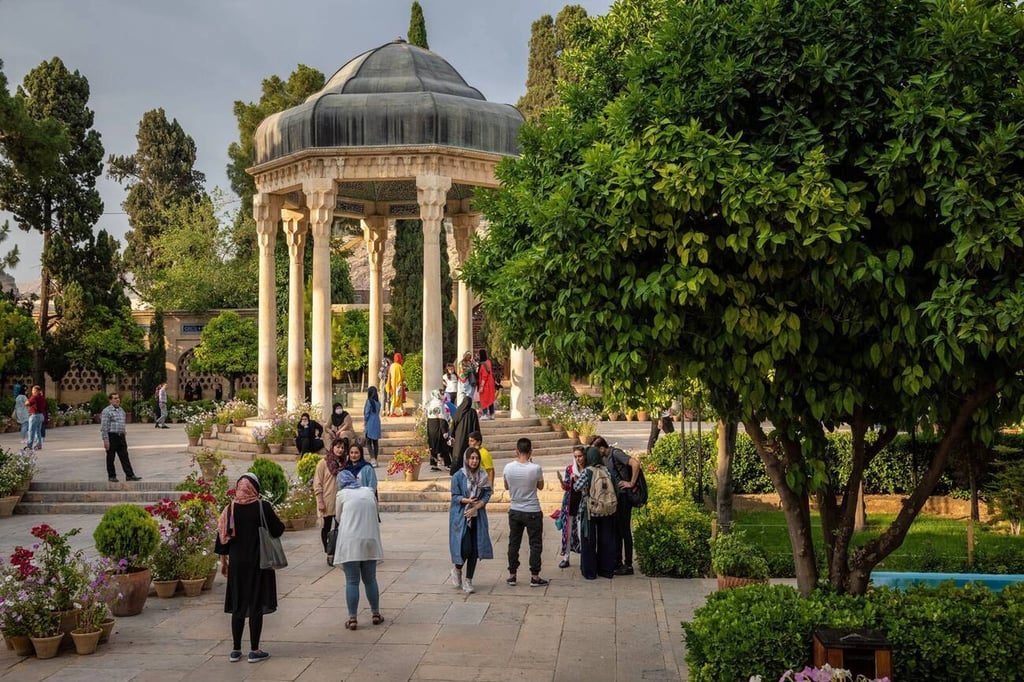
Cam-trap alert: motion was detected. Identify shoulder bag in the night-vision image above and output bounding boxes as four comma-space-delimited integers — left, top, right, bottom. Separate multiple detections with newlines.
257, 501, 288, 570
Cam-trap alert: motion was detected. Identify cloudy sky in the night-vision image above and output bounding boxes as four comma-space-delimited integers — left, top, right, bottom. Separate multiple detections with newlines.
0, 0, 614, 284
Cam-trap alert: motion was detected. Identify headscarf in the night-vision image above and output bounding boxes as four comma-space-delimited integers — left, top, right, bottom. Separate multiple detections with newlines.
330, 402, 349, 428
393, 352, 403, 365
343, 445, 371, 478
367, 386, 379, 413
461, 447, 491, 500
326, 439, 347, 476
337, 470, 362, 490
426, 389, 445, 419
218, 473, 261, 544
586, 447, 603, 468
570, 446, 585, 478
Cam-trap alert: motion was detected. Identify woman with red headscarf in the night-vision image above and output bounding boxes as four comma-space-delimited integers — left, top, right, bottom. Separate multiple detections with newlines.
216, 473, 285, 663
314, 438, 347, 566
386, 352, 406, 416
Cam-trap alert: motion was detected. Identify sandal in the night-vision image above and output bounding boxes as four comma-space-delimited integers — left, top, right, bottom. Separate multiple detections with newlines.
372, 612, 384, 625
345, 617, 358, 630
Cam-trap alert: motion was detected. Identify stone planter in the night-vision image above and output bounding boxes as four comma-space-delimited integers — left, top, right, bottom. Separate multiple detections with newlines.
200, 462, 220, 481
181, 578, 205, 597
109, 568, 152, 617
153, 579, 178, 598
256, 442, 270, 455
30, 633, 62, 659
267, 443, 283, 454
70, 628, 101, 655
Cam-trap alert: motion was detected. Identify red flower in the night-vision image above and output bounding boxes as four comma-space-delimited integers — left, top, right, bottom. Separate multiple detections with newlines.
30, 524, 57, 541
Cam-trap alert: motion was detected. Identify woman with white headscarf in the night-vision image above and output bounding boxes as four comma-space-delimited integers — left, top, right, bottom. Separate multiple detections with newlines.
426, 389, 451, 472
333, 470, 384, 630
448, 447, 493, 594
215, 473, 285, 663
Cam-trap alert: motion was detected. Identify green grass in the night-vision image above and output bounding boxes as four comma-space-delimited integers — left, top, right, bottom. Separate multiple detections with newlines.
734, 510, 1024, 576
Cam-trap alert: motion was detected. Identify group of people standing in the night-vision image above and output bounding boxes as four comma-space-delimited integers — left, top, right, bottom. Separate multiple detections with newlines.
11, 383, 47, 451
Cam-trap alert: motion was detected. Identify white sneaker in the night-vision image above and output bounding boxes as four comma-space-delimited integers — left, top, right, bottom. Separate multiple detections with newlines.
462, 579, 474, 594
450, 567, 462, 588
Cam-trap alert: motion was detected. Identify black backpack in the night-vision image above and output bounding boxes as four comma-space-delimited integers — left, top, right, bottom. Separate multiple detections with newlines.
611, 450, 649, 508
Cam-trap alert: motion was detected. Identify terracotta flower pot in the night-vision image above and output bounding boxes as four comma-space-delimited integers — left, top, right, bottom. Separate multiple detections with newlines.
153, 579, 178, 598
30, 633, 63, 659
181, 578, 205, 597
0, 495, 19, 517
187, 436, 200, 447
6, 634, 33, 656
109, 568, 152, 617
70, 628, 101, 655
202, 569, 216, 591
404, 467, 419, 482
99, 618, 115, 644
268, 443, 283, 454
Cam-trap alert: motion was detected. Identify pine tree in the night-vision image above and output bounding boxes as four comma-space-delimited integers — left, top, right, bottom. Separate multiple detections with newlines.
0, 57, 104, 384
408, 2, 429, 49
108, 108, 206, 296
517, 6, 588, 124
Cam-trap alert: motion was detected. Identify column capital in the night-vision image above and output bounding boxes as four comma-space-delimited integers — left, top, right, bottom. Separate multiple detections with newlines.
283, 213, 307, 250
304, 179, 336, 240
362, 217, 388, 268
416, 175, 452, 224
254, 193, 283, 254
450, 213, 479, 266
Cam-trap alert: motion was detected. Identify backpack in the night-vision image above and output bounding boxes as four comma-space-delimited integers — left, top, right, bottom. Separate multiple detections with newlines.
586, 465, 618, 517
610, 450, 649, 508
467, 366, 478, 388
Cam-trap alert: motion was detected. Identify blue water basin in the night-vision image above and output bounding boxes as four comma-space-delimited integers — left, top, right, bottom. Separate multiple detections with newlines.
871, 571, 1024, 592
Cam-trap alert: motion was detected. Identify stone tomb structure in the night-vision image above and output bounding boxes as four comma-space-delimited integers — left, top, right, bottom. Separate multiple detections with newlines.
248, 39, 536, 417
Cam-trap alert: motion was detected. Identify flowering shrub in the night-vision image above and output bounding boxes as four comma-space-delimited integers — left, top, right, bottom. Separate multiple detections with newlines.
531, 393, 562, 419
296, 452, 321, 487
252, 425, 269, 446
76, 557, 118, 631
184, 412, 211, 438
175, 471, 231, 509
277, 485, 317, 520
145, 492, 219, 581
750, 665, 890, 682
27, 524, 86, 611
0, 446, 36, 496
387, 447, 427, 477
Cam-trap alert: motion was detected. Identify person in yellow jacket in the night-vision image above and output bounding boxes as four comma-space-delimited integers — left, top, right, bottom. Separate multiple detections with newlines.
386, 353, 406, 416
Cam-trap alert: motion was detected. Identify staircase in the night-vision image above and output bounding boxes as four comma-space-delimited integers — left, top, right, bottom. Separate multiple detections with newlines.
15, 481, 187, 515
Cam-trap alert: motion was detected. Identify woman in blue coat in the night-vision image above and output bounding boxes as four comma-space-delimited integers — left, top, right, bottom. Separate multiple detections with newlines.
363, 386, 382, 467
448, 447, 492, 594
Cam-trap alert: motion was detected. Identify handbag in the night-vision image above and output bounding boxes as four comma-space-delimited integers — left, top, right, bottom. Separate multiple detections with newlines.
257, 501, 288, 570
325, 518, 339, 557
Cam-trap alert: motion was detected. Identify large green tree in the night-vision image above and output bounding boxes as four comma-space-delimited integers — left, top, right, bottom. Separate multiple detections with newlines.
190, 311, 258, 399
108, 108, 206, 296
464, 0, 1024, 596
408, 1, 429, 49
0, 57, 103, 384
389, 221, 456, 357
0, 298, 40, 383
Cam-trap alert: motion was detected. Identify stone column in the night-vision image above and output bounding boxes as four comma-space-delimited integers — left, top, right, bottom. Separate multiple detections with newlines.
510, 345, 535, 419
363, 215, 389, 390
451, 213, 478, 363
283, 211, 307, 411
417, 174, 452, 406
254, 192, 283, 418
305, 179, 336, 414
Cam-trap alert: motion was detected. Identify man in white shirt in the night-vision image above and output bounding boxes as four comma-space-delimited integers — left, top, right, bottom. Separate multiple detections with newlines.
502, 438, 549, 587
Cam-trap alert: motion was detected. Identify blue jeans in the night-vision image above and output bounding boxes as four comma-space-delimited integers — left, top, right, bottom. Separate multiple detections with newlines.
27, 413, 44, 448
341, 560, 379, 617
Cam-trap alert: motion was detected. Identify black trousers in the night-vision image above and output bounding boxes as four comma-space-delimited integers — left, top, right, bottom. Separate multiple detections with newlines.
580, 515, 617, 579
321, 515, 335, 554
507, 510, 543, 575
614, 497, 635, 567
105, 433, 136, 478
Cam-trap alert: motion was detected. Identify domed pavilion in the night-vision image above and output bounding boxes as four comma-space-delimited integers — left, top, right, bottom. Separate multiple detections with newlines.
247, 39, 535, 417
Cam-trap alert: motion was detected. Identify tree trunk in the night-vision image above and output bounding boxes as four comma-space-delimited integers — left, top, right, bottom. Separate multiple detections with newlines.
33, 221, 52, 387
853, 480, 867, 532
744, 420, 818, 595
716, 420, 736, 533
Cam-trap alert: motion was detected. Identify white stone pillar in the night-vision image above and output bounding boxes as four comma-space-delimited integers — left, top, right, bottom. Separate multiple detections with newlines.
363, 215, 388, 390
417, 174, 452, 406
451, 213, 477, 363
510, 345, 536, 419
254, 193, 283, 418
305, 179, 336, 414
283, 212, 307, 411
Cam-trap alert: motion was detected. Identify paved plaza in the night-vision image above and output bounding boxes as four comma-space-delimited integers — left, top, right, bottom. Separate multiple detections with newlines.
0, 421, 716, 681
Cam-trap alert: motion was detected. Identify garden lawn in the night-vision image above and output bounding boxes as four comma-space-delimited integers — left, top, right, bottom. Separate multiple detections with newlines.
735, 510, 1024, 576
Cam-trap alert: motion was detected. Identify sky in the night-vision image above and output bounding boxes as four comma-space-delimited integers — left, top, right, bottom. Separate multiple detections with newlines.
0, 0, 614, 285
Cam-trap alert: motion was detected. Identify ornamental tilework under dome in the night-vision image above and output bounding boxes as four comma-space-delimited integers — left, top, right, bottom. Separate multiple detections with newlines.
253, 38, 525, 165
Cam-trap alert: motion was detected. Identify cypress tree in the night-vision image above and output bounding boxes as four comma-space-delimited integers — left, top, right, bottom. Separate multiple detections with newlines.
408, 2, 429, 49
142, 309, 167, 398
517, 6, 588, 124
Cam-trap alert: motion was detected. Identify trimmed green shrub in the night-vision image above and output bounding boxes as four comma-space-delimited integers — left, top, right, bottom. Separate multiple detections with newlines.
404, 351, 423, 392
89, 391, 110, 415
248, 457, 289, 506
296, 452, 322, 488
711, 530, 769, 579
236, 388, 257, 405
683, 582, 1024, 682
633, 472, 712, 577
93, 504, 161, 571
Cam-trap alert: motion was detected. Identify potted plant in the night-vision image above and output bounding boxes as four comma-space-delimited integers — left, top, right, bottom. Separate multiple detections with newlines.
0, 561, 35, 655
387, 446, 426, 481
70, 558, 117, 655
179, 551, 217, 596
277, 486, 318, 530
265, 416, 292, 454
184, 416, 205, 446
711, 530, 770, 589
92, 504, 160, 616
194, 447, 224, 481
252, 425, 270, 454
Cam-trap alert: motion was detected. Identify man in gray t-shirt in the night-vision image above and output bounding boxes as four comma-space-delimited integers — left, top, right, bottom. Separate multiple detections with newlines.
502, 438, 549, 587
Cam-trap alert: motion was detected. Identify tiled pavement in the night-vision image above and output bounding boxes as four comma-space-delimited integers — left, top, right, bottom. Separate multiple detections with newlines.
0, 421, 716, 680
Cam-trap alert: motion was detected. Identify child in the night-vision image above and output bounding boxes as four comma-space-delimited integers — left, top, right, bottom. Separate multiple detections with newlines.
443, 364, 459, 405
467, 431, 494, 487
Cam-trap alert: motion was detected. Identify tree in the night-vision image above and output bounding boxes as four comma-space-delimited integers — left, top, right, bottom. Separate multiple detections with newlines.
516, 6, 588, 124
190, 311, 258, 399
0, 299, 40, 383
0, 57, 104, 385
142, 309, 167, 400
408, 1, 429, 49
331, 309, 397, 385
0, 58, 65, 190
389, 221, 456, 356
108, 108, 206, 295
464, 0, 1024, 596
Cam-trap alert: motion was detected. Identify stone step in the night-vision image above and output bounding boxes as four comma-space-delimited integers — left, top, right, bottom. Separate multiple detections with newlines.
16, 501, 178, 515
21, 490, 185, 504
29, 480, 182, 492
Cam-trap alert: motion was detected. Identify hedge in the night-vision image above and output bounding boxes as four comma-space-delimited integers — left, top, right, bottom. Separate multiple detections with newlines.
683, 582, 1024, 682
633, 472, 712, 577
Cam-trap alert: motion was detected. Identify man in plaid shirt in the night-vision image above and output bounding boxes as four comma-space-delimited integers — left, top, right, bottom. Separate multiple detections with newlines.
100, 393, 142, 483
